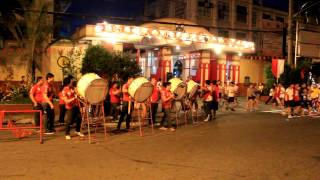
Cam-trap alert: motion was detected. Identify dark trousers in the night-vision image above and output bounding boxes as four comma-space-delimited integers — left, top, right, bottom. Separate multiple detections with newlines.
117, 102, 132, 130
42, 103, 55, 132
65, 106, 82, 135
58, 104, 66, 123
110, 103, 119, 120
33, 104, 43, 126
150, 103, 158, 124
161, 108, 173, 128
203, 101, 212, 118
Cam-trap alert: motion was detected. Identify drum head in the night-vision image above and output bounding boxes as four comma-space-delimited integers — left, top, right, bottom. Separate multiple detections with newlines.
84, 79, 108, 104
133, 82, 153, 103
174, 83, 187, 100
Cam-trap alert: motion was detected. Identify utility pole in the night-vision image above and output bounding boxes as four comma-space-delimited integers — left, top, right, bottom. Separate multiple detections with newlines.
287, 0, 294, 67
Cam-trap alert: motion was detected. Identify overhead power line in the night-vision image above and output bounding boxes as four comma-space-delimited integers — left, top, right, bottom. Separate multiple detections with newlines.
13, 8, 285, 34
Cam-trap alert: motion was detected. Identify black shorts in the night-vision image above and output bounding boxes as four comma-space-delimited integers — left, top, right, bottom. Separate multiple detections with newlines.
211, 101, 219, 111
228, 97, 235, 103
301, 100, 311, 108
285, 100, 295, 107
248, 96, 256, 100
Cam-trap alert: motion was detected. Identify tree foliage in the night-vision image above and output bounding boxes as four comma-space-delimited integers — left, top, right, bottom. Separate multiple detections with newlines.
81, 45, 141, 81
265, 59, 313, 90
0, 0, 54, 81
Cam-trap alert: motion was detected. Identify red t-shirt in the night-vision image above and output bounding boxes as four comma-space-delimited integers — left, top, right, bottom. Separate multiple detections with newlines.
150, 86, 159, 103
61, 86, 77, 109
161, 88, 172, 109
30, 84, 43, 103
58, 92, 65, 105
109, 87, 120, 104
122, 83, 130, 102
41, 82, 54, 102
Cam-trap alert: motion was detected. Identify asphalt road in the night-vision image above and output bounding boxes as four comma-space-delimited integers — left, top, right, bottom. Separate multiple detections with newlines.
1, 105, 320, 179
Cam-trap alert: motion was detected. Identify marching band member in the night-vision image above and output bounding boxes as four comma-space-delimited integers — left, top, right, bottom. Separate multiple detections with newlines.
159, 82, 175, 131
117, 77, 134, 131
226, 82, 236, 111
61, 76, 84, 140
41, 73, 56, 134
58, 76, 72, 125
29, 76, 44, 126
211, 80, 219, 120
150, 77, 160, 125
109, 82, 121, 121
202, 80, 213, 122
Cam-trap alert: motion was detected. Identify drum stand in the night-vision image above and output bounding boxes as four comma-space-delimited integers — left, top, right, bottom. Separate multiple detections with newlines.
80, 101, 107, 144
136, 101, 154, 136
188, 98, 201, 124
173, 98, 188, 128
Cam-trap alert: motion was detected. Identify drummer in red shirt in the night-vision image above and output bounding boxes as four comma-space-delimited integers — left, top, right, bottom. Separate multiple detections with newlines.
29, 76, 44, 126
150, 77, 160, 125
109, 82, 121, 121
61, 76, 84, 140
117, 77, 134, 131
41, 73, 56, 134
159, 82, 175, 131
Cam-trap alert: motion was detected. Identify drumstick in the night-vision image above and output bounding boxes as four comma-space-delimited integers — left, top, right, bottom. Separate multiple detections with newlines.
128, 100, 131, 114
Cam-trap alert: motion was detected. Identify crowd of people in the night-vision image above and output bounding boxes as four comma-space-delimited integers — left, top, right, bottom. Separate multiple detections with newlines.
266, 83, 320, 118
27, 72, 320, 140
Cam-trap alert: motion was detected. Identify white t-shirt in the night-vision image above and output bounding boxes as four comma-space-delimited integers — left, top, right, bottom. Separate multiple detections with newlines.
285, 88, 294, 101
227, 86, 236, 97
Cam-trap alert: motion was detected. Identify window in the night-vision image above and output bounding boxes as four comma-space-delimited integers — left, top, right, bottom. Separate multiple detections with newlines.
218, 30, 229, 38
236, 32, 247, 40
197, 0, 213, 17
175, 0, 186, 19
252, 11, 257, 27
236, 5, 247, 23
218, 1, 229, 20
276, 16, 284, 22
262, 13, 272, 20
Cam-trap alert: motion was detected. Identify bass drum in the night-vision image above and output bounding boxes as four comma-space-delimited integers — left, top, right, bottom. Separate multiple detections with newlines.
77, 73, 108, 104
169, 78, 187, 100
187, 80, 199, 98
128, 77, 153, 103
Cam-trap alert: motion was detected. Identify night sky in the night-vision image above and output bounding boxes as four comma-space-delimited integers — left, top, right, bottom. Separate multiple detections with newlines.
59, 0, 289, 36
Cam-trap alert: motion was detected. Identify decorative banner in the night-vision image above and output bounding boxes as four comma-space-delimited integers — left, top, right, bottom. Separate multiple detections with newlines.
272, 59, 285, 79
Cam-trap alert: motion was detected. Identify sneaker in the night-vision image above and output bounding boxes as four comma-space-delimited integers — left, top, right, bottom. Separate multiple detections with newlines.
159, 127, 168, 131
288, 115, 293, 119
204, 115, 210, 122
65, 135, 71, 140
231, 108, 236, 111
75, 131, 84, 137
169, 128, 176, 132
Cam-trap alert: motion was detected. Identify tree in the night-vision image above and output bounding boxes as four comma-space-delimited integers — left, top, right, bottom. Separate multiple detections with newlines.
0, 0, 54, 81
81, 45, 141, 82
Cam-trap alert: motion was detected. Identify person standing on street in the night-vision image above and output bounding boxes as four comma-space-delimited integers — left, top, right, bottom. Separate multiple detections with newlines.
29, 76, 44, 126
159, 82, 175, 131
117, 77, 134, 132
61, 77, 84, 140
41, 73, 56, 134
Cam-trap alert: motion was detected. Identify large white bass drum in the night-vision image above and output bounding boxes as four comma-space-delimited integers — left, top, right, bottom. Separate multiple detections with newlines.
77, 73, 108, 104
128, 77, 153, 103
169, 78, 187, 100
187, 80, 199, 98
